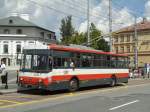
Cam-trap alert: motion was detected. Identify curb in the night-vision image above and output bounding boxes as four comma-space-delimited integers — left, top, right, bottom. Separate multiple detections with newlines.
0, 89, 17, 95
0, 88, 33, 95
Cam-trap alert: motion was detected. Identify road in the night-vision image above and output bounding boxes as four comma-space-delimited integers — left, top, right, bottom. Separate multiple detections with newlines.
0, 79, 150, 112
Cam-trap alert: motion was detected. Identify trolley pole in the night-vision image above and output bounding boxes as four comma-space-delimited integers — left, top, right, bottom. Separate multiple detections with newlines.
109, 0, 112, 52
87, 0, 90, 46
134, 16, 138, 69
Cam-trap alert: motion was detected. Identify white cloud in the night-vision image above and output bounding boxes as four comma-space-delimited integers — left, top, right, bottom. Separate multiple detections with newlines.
0, 0, 88, 38
79, 0, 135, 34
78, 21, 87, 33
0, 0, 145, 38
144, 0, 150, 20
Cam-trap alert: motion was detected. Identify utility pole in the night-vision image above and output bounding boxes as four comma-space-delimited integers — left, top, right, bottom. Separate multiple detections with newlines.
109, 0, 112, 52
134, 16, 138, 69
87, 0, 90, 46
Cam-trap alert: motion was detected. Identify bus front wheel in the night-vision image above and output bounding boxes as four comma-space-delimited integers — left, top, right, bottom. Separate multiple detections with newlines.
110, 77, 116, 87
69, 78, 79, 92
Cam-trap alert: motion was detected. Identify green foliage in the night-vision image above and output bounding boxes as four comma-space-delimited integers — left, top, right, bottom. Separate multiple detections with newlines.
97, 38, 110, 52
60, 16, 75, 44
59, 16, 110, 51
90, 23, 102, 49
88, 23, 110, 51
69, 32, 86, 45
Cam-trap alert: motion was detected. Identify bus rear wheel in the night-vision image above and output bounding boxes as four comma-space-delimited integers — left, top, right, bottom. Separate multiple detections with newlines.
69, 78, 79, 92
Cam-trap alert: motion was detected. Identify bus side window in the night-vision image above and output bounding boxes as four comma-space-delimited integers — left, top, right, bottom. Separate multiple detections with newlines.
63, 58, 70, 68
48, 56, 53, 70
64, 59, 68, 68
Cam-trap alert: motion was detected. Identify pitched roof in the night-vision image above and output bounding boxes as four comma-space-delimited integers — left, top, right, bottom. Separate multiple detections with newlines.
0, 16, 37, 27
115, 19, 150, 34
0, 16, 55, 33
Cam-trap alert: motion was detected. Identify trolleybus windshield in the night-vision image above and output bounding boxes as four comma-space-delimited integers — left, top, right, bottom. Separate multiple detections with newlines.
21, 49, 53, 72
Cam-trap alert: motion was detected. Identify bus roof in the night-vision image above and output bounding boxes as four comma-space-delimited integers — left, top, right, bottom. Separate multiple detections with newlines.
49, 44, 128, 57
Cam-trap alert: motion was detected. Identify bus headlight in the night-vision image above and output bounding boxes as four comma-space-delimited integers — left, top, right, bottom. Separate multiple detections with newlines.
20, 78, 23, 81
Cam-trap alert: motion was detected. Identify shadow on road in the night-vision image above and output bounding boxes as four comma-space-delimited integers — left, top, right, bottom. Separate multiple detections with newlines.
18, 83, 125, 96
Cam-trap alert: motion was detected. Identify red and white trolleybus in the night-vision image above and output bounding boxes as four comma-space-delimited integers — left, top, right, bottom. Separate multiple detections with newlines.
18, 44, 129, 91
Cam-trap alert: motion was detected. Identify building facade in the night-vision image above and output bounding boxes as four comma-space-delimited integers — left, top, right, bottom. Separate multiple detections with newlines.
112, 19, 150, 68
0, 16, 56, 66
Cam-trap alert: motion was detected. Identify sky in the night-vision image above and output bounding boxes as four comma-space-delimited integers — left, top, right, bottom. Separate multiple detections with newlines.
0, 0, 150, 39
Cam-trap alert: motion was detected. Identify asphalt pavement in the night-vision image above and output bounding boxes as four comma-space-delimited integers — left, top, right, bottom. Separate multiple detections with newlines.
0, 79, 150, 112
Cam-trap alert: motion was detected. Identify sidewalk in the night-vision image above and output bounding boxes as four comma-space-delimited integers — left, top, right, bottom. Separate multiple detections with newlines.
0, 84, 17, 94
6, 66, 20, 71
0, 84, 31, 94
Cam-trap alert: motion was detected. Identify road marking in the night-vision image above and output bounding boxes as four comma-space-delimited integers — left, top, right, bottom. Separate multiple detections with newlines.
0, 94, 73, 108
0, 100, 21, 104
0, 83, 149, 109
109, 100, 139, 111
68, 93, 75, 96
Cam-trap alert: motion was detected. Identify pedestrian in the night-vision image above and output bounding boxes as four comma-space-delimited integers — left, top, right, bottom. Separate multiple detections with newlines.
0, 61, 6, 71
129, 68, 133, 78
0, 64, 2, 73
148, 70, 150, 78
141, 68, 145, 79
0, 61, 6, 74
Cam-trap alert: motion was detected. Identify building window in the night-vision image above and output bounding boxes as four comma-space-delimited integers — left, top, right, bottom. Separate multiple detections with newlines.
16, 45, 21, 53
120, 35, 124, 42
3, 44, 8, 54
51, 34, 56, 40
53, 36, 56, 40
16, 41, 21, 43
127, 35, 130, 42
29, 41, 34, 44
40, 32, 44, 38
9, 19, 13, 24
3, 41, 8, 43
120, 46, 124, 53
127, 46, 130, 53
4, 29, 10, 34
16, 29, 22, 34
47, 34, 51, 39
114, 37, 118, 43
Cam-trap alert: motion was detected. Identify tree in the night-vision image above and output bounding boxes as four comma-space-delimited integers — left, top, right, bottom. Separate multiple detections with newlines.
60, 16, 75, 44
59, 17, 109, 51
69, 32, 86, 45
81, 23, 110, 51
97, 38, 110, 52
89, 23, 102, 49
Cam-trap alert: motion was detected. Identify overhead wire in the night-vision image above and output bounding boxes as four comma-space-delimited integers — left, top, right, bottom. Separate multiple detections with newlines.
113, 0, 143, 17
26, 0, 109, 21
